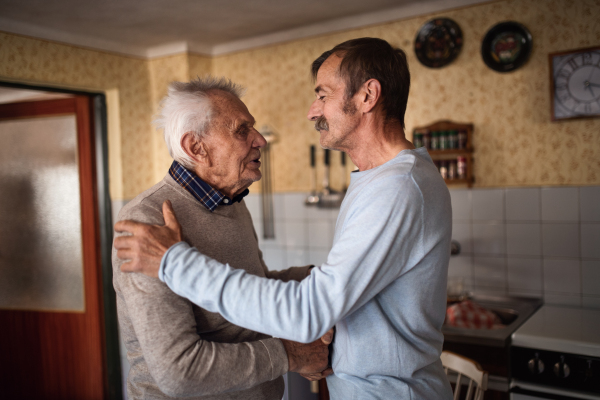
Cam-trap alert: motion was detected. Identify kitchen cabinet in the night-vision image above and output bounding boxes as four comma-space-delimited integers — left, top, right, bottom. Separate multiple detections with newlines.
412, 120, 474, 187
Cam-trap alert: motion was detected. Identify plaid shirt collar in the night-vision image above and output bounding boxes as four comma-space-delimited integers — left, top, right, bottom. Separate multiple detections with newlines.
168, 161, 249, 212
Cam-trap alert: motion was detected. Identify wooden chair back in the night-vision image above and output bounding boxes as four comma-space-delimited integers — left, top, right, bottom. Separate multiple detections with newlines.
441, 350, 488, 400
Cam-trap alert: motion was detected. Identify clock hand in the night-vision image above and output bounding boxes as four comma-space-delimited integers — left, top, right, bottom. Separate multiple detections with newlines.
587, 82, 600, 88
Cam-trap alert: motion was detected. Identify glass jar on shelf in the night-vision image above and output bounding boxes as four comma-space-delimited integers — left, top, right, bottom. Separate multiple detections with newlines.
457, 156, 467, 179
431, 131, 440, 150
458, 130, 467, 149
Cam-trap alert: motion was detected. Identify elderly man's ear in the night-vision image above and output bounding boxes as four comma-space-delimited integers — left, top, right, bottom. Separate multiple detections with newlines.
181, 132, 210, 166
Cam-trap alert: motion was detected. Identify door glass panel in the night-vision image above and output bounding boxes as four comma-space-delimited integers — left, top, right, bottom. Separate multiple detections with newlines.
0, 115, 84, 312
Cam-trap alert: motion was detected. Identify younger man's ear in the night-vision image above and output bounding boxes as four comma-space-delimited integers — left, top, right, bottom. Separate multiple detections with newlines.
360, 78, 382, 113
181, 133, 209, 165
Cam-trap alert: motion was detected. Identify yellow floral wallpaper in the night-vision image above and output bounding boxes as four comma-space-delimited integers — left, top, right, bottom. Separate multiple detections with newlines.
148, 54, 191, 182
0, 0, 599, 199
0, 32, 156, 199
214, 0, 600, 191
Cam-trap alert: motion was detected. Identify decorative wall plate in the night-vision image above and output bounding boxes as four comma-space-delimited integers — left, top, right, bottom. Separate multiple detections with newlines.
414, 18, 463, 68
481, 21, 532, 73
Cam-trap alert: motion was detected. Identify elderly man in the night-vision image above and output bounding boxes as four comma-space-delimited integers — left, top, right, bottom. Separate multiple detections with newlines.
116, 38, 453, 399
112, 78, 331, 400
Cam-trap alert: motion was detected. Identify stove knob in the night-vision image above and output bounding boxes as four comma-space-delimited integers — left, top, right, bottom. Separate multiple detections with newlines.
553, 356, 570, 378
585, 360, 593, 382
528, 353, 545, 374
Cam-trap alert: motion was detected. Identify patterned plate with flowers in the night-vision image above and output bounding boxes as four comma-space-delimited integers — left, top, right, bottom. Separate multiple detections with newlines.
481, 21, 532, 73
414, 18, 463, 68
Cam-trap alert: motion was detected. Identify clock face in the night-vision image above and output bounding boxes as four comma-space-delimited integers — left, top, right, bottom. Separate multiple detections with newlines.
552, 49, 600, 120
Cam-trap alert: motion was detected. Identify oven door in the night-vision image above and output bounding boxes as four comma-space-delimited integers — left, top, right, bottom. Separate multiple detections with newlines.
511, 381, 600, 400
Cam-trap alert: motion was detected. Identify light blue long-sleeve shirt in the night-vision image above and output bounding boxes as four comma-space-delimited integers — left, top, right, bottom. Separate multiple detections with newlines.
159, 148, 453, 399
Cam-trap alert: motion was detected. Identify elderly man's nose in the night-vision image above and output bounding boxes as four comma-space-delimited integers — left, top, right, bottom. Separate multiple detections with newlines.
254, 131, 267, 148
307, 100, 322, 121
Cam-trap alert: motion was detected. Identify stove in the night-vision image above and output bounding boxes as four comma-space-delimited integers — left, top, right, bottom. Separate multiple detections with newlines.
510, 305, 600, 399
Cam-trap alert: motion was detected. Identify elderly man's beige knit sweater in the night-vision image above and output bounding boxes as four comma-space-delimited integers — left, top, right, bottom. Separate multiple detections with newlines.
112, 174, 310, 399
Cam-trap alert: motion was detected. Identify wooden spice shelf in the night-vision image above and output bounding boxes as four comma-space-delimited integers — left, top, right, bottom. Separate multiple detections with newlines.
427, 149, 472, 156
413, 120, 474, 188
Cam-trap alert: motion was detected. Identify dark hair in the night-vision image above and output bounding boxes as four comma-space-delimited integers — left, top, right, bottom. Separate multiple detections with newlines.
311, 37, 410, 128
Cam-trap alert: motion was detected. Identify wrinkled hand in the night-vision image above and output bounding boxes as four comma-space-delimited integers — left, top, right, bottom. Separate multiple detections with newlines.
114, 200, 182, 278
282, 329, 334, 380
299, 328, 334, 381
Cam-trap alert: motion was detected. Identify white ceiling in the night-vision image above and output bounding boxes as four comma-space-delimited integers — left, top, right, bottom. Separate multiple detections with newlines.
0, 0, 490, 58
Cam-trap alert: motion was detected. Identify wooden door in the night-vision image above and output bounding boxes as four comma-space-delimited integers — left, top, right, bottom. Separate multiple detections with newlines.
0, 97, 108, 399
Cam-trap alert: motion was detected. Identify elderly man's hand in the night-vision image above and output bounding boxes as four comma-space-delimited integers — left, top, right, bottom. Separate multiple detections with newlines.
298, 328, 334, 381
114, 200, 182, 278
282, 328, 334, 380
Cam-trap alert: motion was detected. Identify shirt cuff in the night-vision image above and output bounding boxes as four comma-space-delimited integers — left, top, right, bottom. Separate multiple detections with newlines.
159, 241, 190, 282
259, 338, 289, 379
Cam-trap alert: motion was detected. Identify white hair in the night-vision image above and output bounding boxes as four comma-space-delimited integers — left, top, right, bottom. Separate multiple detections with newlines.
154, 76, 245, 169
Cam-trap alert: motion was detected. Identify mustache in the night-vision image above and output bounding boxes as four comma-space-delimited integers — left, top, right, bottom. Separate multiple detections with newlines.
314, 116, 329, 132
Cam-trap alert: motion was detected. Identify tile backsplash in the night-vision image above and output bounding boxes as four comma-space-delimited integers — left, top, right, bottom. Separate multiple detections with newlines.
446, 186, 599, 308
111, 185, 600, 310
243, 186, 600, 309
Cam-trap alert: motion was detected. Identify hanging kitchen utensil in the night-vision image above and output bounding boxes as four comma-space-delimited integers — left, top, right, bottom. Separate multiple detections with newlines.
305, 145, 319, 205
259, 126, 276, 239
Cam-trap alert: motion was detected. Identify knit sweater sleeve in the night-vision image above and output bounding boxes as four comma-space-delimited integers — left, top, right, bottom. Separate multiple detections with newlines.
113, 204, 288, 398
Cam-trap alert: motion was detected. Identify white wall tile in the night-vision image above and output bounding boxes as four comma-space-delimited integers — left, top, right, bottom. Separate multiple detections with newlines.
261, 246, 286, 270
330, 208, 340, 224
472, 189, 504, 221
581, 224, 600, 259
272, 193, 286, 221
282, 193, 308, 220
308, 220, 334, 249
473, 256, 506, 289
580, 186, 600, 222
506, 188, 540, 221
544, 293, 582, 307
541, 187, 579, 222
286, 248, 309, 267
111, 199, 128, 226
508, 257, 542, 292
449, 189, 471, 221
506, 223, 542, 256
474, 287, 508, 297
543, 259, 581, 294
542, 223, 580, 258
306, 204, 336, 221
243, 194, 261, 221
258, 220, 286, 247
452, 222, 472, 254
472, 223, 506, 255
508, 289, 543, 298
582, 296, 600, 309
284, 221, 307, 247
448, 255, 473, 278
582, 260, 600, 296
308, 249, 330, 267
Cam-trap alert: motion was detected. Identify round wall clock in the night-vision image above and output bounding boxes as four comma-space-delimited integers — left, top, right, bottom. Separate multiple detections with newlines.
414, 18, 463, 68
481, 21, 532, 73
550, 46, 600, 121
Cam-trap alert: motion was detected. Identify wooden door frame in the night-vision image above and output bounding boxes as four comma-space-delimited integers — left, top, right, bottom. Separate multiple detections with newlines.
0, 81, 122, 399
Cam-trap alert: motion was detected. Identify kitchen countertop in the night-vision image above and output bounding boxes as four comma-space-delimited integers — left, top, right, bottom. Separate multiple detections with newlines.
511, 305, 600, 357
